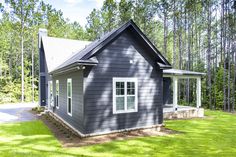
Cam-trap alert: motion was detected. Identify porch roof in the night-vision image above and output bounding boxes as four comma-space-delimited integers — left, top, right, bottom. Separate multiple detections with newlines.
163, 69, 205, 78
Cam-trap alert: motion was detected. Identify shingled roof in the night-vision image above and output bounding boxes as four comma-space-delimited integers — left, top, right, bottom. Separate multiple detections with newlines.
41, 36, 91, 72
50, 20, 171, 74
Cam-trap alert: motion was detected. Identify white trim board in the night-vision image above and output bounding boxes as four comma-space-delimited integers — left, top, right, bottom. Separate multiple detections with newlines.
67, 78, 72, 116
56, 80, 59, 109
112, 77, 138, 114
48, 81, 54, 107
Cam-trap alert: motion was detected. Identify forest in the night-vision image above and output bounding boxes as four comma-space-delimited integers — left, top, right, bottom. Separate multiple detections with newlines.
0, 0, 235, 112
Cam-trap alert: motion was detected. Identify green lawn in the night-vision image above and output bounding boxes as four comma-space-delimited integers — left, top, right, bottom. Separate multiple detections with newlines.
0, 111, 236, 157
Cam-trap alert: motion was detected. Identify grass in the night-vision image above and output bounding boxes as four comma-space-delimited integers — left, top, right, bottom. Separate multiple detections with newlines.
0, 110, 236, 156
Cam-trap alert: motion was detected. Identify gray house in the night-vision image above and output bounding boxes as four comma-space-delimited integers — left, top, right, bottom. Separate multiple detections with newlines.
39, 20, 204, 136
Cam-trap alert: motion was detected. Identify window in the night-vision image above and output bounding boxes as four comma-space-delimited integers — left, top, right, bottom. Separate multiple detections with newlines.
113, 78, 138, 114
49, 81, 54, 107
67, 78, 72, 116
56, 80, 59, 108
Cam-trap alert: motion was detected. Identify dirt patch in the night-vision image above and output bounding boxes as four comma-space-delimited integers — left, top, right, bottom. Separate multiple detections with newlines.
39, 114, 177, 147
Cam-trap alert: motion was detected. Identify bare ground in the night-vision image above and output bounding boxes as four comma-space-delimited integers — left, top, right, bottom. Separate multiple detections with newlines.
38, 113, 177, 147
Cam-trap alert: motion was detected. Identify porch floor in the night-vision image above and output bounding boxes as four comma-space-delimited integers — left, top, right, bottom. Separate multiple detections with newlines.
163, 105, 196, 113
163, 105, 204, 119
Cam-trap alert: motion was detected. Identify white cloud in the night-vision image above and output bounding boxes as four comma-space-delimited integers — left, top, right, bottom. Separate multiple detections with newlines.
94, 0, 104, 8
87, 0, 104, 9
64, 0, 82, 6
93, 0, 121, 9
64, 0, 105, 8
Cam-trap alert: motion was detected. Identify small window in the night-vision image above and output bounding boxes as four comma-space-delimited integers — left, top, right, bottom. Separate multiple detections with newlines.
67, 78, 72, 116
113, 78, 138, 114
56, 80, 59, 108
49, 81, 54, 107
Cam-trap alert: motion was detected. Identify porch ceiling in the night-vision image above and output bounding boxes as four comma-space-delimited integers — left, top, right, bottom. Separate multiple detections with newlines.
163, 69, 205, 78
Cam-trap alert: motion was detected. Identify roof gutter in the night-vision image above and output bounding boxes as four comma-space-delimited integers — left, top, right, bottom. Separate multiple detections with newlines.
49, 61, 98, 75
157, 62, 172, 69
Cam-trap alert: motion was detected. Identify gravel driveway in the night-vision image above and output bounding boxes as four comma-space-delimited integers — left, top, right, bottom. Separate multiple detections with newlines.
0, 102, 38, 123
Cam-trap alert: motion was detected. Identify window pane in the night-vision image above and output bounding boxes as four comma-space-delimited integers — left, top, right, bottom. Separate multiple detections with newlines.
68, 98, 71, 113
67, 81, 71, 97
116, 97, 125, 111
116, 88, 124, 95
56, 95, 59, 107
127, 82, 135, 95
127, 82, 134, 88
127, 96, 135, 110
116, 82, 124, 95
127, 89, 135, 95
50, 83, 52, 92
116, 82, 124, 88
50, 93, 53, 106
56, 81, 59, 94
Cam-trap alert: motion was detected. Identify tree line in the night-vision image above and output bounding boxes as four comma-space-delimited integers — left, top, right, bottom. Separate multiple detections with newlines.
0, 0, 235, 112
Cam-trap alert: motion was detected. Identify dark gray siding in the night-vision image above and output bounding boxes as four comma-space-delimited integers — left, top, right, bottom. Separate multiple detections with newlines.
39, 44, 48, 106
84, 30, 163, 134
163, 78, 172, 105
52, 70, 85, 133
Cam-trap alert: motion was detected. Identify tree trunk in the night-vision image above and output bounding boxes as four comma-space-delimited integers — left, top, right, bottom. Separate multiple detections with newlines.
227, 40, 230, 112
32, 34, 34, 103
21, 27, 24, 102
178, 6, 182, 70
213, 8, 218, 110
207, 0, 212, 109
21, 3, 24, 102
227, 1, 231, 112
172, 0, 176, 68
233, 4, 236, 112
232, 43, 235, 112
186, 10, 191, 105
222, 0, 227, 111
9, 33, 13, 77
177, 2, 182, 101
163, 6, 168, 57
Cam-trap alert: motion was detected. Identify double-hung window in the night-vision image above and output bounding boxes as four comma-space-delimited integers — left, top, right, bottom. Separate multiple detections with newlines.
56, 80, 59, 108
49, 81, 54, 107
67, 78, 72, 116
113, 78, 138, 114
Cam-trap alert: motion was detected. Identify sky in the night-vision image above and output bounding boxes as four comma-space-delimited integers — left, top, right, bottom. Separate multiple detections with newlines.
0, 0, 105, 27
43, 0, 105, 27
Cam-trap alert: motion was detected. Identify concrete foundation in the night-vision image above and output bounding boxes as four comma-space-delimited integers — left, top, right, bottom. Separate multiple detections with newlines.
47, 110, 163, 137
164, 107, 204, 120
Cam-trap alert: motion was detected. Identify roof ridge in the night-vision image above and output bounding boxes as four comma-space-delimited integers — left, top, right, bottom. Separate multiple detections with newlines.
42, 36, 91, 43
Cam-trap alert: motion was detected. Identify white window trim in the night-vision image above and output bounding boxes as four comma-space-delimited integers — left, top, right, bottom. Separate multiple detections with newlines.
67, 78, 72, 116
56, 80, 59, 109
113, 77, 138, 114
49, 81, 54, 107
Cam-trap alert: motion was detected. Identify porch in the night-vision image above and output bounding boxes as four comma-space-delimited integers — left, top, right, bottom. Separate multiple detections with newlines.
163, 105, 204, 119
162, 69, 205, 119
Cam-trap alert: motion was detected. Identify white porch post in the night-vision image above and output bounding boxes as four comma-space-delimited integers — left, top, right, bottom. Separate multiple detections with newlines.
173, 77, 178, 111
196, 77, 201, 108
